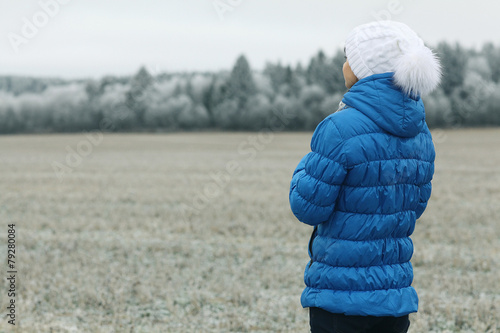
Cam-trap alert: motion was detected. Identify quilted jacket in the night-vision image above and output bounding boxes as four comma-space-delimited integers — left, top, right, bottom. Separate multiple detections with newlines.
289, 72, 435, 317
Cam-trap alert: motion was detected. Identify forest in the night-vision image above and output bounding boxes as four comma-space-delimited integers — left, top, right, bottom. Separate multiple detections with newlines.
1, 41, 499, 134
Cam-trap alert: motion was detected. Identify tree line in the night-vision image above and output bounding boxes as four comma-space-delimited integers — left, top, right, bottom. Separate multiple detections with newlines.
1, 41, 500, 134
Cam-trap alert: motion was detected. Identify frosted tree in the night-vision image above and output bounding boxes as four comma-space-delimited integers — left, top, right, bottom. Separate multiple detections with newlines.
226, 55, 257, 107
436, 42, 468, 96
482, 43, 500, 83
331, 49, 347, 94
201, 76, 218, 127
306, 50, 338, 94
299, 84, 327, 130
126, 66, 154, 127
264, 62, 287, 93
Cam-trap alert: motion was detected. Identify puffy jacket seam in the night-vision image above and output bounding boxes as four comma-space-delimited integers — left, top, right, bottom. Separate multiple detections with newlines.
342, 131, 386, 143
341, 130, 432, 145
305, 285, 413, 292
307, 151, 347, 168
325, 117, 350, 167
341, 183, 421, 188
294, 187, 336, 209
327, 117, 345, 141
316, 235, 409, 242
303, 151, 345, 186
304, 170, 344, 187
312, 262, 411, 268
335, 209, 414, 216
311, 260, 412, 269
349, 157, 433, 168
318, 117, 349, 170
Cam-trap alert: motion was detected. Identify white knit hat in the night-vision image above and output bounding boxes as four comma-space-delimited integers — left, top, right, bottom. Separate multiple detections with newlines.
345, 21, 442, 97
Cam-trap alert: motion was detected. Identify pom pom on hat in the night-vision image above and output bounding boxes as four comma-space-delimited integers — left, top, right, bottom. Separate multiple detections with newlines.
393, 42, 442, 97
345, 21, 442, 97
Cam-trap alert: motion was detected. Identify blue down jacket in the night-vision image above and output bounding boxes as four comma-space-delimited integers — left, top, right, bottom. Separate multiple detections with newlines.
289, 72, 435, 317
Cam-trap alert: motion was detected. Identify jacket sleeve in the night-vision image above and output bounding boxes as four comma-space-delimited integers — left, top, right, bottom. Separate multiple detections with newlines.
415, 180, 432, 219
289, 117, 348, 226
416, 137, 435, 220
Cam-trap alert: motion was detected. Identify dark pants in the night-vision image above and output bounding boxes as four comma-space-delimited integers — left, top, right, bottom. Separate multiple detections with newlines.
309, 307, 410, 333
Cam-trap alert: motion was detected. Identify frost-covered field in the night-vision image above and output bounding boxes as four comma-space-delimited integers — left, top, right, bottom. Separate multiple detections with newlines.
0, 130, 499, 332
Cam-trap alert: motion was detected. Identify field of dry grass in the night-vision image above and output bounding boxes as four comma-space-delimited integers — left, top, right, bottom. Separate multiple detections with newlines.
0, 129, 499, 332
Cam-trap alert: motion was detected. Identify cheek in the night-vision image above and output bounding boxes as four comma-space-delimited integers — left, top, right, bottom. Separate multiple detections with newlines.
342, 65, 352, 83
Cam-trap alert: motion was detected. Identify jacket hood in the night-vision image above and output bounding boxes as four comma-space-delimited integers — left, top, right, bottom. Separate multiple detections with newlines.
342, 72, 425, 138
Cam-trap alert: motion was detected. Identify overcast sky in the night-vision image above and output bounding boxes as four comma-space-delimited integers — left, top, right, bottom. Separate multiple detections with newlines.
1, 0, 499, 79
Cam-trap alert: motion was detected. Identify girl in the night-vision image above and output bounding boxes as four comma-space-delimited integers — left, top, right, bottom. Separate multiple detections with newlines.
289, 21, 441, 333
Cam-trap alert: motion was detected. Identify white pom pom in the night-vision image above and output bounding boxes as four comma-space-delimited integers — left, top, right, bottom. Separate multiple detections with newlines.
393, 45, 442, 98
